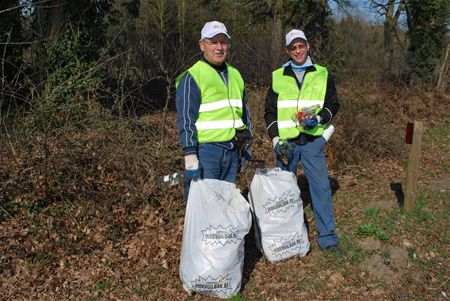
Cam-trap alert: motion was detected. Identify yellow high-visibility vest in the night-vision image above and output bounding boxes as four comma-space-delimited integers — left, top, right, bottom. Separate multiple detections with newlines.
176, 61, 246, 143
273, 65, 328, 139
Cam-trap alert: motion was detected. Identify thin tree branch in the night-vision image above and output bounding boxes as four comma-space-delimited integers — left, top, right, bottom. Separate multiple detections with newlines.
0, 0, 53, 15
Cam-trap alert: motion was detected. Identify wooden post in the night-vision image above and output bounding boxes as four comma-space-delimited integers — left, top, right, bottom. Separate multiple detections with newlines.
404, 121, 424, 212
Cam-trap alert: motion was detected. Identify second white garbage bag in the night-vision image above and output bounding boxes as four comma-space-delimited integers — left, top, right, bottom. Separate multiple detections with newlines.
249, 168, 310, 262
180, 179, 252, 299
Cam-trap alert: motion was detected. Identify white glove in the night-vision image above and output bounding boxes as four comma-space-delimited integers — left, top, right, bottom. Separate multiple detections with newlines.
184, 154, 199, 170
322, 125, 335, 142
272, 136, 280, 149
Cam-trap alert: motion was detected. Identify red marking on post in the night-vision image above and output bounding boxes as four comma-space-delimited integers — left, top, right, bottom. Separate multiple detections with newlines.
406, 122, 414, 144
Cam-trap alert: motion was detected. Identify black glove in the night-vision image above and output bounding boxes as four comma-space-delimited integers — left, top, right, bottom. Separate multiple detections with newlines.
233, 129, 253, 151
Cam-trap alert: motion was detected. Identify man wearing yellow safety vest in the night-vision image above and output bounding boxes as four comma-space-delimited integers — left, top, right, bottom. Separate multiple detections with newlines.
264, 29, 340, 252
175, 21, 252, 201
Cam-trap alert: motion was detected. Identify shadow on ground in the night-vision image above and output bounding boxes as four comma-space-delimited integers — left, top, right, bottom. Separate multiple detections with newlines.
297, 175, 340, 207
241, 222, 263, 291
239, 175, 341, 291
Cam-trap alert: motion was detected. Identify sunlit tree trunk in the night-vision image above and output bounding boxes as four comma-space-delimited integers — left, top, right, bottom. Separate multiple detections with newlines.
370, 0, 404, 77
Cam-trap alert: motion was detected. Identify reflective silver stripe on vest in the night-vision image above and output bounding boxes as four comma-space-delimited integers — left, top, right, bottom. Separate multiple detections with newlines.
198, 99, 243, 112
277, 99, 324, 108
195, 119, 245, 130
278, 120, 299, 128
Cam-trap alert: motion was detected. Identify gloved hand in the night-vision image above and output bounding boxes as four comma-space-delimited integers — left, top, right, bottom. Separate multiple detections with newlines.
234, 129, 253, 151
184, 154, 202, 181
239, 148, 252, 166
272, 137, 293, 159
303, 115, 321, 130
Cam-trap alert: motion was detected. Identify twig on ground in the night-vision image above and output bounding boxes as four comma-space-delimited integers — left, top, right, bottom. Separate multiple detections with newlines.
2, 121, 20, 167
0, 205, 14, 219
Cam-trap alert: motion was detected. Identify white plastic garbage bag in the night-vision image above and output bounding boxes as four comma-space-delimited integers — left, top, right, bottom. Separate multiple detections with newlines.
249, 168, 310, 262
180, 179, 252, 299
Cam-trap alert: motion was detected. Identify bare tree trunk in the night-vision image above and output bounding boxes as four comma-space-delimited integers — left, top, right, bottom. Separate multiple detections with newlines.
383, 0, 394, 72
177, 0, 185, 52
371, 0, 404, 78
437, 42, 450, 91
272, 0, 283, 69
157, 0, 166, 63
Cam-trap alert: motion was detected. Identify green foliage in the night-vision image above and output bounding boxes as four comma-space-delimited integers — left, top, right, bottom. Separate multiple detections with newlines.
33, 25, 102, 126
59, 0, 111, 52
407, 0, 450, 82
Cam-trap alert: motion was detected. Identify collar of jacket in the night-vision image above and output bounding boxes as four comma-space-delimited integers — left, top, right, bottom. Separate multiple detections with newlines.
282, 64, 317, 78
201, 56, 227, 72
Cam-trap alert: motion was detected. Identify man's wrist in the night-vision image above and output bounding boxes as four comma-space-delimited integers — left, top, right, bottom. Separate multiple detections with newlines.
183, 146, 197, 156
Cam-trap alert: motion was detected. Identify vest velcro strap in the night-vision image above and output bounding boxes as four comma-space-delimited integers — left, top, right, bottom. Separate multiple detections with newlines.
199, 99, 243, 112
196, 119, 244, 130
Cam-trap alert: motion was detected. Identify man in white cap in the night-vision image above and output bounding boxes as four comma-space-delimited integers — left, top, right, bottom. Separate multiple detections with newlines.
264, 29, 340, 252
175, 21, 252, 200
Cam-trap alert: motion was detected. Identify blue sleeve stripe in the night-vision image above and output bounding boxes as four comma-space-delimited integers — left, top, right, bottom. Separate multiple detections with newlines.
182, 74, 188, 145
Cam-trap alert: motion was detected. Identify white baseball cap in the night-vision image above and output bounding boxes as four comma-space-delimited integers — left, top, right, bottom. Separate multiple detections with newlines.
201, 21, 230, 39
285, 29, 307, 47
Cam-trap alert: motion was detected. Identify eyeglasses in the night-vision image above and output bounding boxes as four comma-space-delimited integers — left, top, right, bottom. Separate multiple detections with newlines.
203, 39, 229, 47
288, 43, 307, 52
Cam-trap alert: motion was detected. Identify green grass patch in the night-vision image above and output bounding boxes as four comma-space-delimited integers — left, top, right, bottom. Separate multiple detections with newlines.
425, 120, 450, 175
298, 278, 322, 290
93, 277, 114, 293
357, 222, 389, 241
356, 206, 394, 241
132, 281, 150, 298
413, 195, 436, 224
340, 234, 365, 265
427, 120, 450, 149
227, 294, 249, 301
364, 207, 382, 218
25, 199, 45, 213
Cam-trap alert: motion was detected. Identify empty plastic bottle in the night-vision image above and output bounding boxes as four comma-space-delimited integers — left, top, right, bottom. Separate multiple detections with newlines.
159, 172, 183, 187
